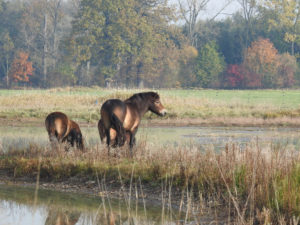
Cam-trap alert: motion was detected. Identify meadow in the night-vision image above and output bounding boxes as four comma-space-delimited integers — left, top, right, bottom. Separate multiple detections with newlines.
0, 87, 300, 224
0, 87, 300, 126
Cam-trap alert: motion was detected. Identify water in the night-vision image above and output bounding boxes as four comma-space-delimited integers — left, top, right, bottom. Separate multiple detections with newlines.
0, 184, 185, 225
0, 126, 299, 224
0, 125, 299, 151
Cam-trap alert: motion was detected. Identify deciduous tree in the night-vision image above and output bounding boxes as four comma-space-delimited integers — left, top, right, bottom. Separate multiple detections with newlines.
194, 41, 225, 87
243, 38, 279, 87
263, 0, 300, 55
0, 32, 14, 87
277, 53, 297, 87
9, 51, 34, 85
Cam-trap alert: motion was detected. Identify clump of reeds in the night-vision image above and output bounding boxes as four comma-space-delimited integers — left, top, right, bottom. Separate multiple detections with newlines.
0, 140, 299, 224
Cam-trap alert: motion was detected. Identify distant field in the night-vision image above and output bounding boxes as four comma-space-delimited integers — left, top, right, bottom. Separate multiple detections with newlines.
0, 87, 300, 126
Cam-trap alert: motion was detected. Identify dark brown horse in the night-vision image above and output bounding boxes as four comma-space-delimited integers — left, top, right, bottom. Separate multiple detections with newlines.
98, 92, 167, 154
45, 112, 84, 150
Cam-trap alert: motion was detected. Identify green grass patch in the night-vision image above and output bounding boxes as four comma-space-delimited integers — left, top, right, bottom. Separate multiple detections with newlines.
0, 87, 300, 124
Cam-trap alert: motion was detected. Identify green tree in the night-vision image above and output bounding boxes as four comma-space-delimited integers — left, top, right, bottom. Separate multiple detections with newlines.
0, 32, 14, 87
72, 0, 177, 87
194, 41, 225, 87
263, 0, 300, 55
71, 0, 105, 85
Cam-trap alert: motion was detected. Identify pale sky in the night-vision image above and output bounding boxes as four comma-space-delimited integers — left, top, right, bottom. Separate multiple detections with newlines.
170, 0, 242, 20
204, 0, 241, 19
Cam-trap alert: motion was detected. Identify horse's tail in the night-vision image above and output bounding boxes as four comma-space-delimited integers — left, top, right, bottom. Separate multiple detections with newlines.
98, 119, 106, 143
45, 116, 58, 142
110, 113, 126, 147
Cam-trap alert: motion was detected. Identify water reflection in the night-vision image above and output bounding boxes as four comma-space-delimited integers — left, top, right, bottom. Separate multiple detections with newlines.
45, 208, 80, 225
0, 185, 186, 225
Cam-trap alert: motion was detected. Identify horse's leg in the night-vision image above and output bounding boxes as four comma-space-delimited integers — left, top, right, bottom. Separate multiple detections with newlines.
61, 135, 72, 151
129, 128, 138, 157
49, 134, 58, 149
105, 129, 111, 156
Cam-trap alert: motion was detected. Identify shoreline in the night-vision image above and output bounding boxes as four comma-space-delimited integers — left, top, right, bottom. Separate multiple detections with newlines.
0, 173, 194, 210
0, 175, 228, 223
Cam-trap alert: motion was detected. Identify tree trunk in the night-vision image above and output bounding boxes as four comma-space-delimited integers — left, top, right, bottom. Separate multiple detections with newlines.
126, 56, 132, 87
136, 62, 143, 88
52, 0, 61, 69
86, 60, 90, 85
42, 13, 48, 87
6, 57, 9, 87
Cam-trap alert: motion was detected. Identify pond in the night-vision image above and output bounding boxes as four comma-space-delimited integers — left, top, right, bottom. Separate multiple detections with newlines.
0, 184, 192, 225
0, 125, 299, 151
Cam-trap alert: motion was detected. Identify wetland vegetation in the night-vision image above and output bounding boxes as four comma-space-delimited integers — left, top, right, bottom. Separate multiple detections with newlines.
0, 88, 300, 224
0, 127, 299, 224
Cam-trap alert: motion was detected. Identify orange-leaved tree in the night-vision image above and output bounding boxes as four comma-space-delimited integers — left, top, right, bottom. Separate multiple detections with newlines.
243, 38, 280, 88
9, 51, 34, 85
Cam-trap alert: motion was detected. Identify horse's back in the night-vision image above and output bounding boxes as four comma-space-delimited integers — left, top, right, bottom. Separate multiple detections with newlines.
100, 99, 126, 128
69, 120, 81, 133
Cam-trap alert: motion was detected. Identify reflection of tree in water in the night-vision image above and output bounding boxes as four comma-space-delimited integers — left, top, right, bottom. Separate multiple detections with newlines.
85, 212, 139, 225
44, 208, 140, 225
45, 208, 80, 225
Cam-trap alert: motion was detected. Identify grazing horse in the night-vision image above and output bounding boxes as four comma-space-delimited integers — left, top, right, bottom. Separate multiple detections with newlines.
99, 92, 167, 155
45, 112, 84, 150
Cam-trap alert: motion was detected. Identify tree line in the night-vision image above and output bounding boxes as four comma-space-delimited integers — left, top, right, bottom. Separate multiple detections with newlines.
0, 0, 299, 89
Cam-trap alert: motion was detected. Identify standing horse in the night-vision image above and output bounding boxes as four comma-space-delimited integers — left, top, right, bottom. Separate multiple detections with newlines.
99, 92, 167, 155
45, 112, 84, 150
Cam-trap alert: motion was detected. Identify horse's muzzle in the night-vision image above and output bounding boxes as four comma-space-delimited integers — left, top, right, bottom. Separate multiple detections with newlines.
160, 109, 167, 116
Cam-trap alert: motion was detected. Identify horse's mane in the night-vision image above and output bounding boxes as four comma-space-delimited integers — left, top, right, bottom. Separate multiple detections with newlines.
125, 92, 159, 103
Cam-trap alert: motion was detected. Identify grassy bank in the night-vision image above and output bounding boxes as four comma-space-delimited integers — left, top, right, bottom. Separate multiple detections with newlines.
0, 142, 299, 224
0, 87, 300, 126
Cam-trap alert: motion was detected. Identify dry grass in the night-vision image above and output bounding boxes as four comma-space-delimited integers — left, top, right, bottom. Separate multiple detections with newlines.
0, 141, 299, 224
0, 87, 300, 125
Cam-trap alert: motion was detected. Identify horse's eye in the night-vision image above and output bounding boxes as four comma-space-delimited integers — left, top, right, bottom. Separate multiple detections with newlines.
155, 101, 160, 104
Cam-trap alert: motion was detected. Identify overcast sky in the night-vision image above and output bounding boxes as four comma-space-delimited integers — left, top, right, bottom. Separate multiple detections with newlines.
171, 0, 242, 20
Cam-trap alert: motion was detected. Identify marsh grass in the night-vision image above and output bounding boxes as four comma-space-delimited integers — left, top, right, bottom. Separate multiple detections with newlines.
0, 139, 299, 224
1, 87, 300, 125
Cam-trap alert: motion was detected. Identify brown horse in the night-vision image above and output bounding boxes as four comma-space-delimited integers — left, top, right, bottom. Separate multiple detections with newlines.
99, 92, 167, 154
45, 112, 84, 150
98, 118, 124, 147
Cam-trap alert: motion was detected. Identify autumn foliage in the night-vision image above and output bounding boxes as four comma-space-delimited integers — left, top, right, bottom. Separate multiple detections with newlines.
224, 38, 297, 89
225, 65, 245, 88
277, 53, 297, 88
243, 38, 279, 88
9, 51, 34, 84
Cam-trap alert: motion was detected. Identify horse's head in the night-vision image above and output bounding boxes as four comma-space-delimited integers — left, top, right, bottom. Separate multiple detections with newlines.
148, 92, 167, 116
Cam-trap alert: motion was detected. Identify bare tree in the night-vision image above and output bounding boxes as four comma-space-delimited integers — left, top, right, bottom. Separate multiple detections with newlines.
21, 0, 64, 86
237, 0, 257, 49
48, 0, 63, 69
178, 0, 233, 47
